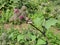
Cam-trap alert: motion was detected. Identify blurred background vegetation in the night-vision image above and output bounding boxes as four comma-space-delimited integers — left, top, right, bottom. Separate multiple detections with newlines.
0, 0, 60, 45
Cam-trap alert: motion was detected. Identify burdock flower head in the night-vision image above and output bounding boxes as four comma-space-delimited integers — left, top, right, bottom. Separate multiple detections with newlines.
19, 15, 25, 20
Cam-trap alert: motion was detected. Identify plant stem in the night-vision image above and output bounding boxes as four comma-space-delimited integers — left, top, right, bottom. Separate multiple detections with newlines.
29, 23, 48, 45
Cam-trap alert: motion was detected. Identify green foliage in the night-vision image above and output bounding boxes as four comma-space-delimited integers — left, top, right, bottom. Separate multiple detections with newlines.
46, 30, 60, 45
0, 9, 13, 23
0, 28, 46, 45
0, 27, 60, 45
37, 39, 46, 45
0, 0, 60, 45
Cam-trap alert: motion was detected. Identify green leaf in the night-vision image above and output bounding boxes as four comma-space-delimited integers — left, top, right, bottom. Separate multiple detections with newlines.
33, 16, 44, 30
37, 39, 46, 45
57, 15, 60, 24
31, 35, 36, 41
44, 18, 57, 29
33, 17, 44, 27
17, 34, 24, 42
10, 0, 19, 3
27, 32, 36, 41
9, 33, 14, 38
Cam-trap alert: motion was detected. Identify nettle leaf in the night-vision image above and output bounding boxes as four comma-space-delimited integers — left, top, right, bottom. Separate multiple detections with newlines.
37, 39, 46, 45
17, 34, 24, 42
44, 18, 57, 29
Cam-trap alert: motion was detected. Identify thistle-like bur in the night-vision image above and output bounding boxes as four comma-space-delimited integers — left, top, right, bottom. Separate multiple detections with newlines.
9, 6, 33, 24
9, 6, 28, 22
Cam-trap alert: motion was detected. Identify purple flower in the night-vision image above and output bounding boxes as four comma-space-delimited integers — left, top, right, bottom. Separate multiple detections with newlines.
19, 15, 25, 20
